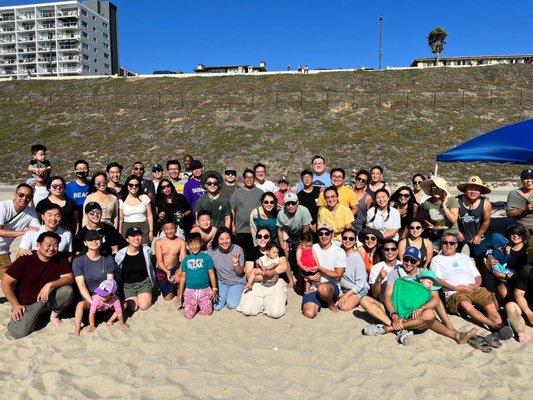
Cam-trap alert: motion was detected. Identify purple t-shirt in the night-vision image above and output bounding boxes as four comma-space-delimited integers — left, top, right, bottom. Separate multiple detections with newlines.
183, 178, 206, 210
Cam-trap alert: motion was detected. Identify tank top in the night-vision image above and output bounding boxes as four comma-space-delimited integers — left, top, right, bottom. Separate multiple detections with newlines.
361, 248, 374, 274
457, 196, 485, 242
354, 192, 369, 232
407, 237, 428, 265
253, 207, 278, 241
300, 247, 316, 270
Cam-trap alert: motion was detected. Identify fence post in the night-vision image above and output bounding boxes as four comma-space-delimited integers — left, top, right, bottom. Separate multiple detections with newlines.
251, 92, 255, 109
489, 90, 493, 106
300, 90, 303, 108
180, 93, 184, 107
158, 93, 161, 107
351, 92, 355, 109
48, 94, 52, 107
461, 90, 465, 107
405, 91, 409, 108
29, 94, 31, 109
275, 92, 278, 107
377, 93, 381, 108
432, 92, 436, 108
326, 90, 329, 107
519, 89, 523, 106
9, 95, 12, 107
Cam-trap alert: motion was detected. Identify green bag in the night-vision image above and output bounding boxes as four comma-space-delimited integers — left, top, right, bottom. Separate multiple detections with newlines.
392, 278, 432, 319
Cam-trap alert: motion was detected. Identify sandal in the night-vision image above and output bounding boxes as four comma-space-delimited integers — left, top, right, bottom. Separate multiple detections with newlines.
467, 335, 493, 353
483, 333, 503, 348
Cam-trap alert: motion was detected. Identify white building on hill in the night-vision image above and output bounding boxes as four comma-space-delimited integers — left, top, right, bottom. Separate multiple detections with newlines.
0, 0, 118, 78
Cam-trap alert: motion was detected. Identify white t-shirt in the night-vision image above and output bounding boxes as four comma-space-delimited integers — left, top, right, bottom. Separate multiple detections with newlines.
33, 186, 49, 208
312, 243, 346, 290
0, 200, 40, 254
255, 180, 277, 193
19, 225, 73, 253
369, 260, 402, 301
366, 207, 401, 241
430, 253, 479, 298
119, 194, 150, 223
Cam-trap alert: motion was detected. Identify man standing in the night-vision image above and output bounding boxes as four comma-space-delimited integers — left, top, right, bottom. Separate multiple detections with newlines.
32, 171, 49, 207
253, 163, 277, 193
166, 159, 188, 194
230, 168, 263, 253
220, 166, 238, 199
195, 172, 231, 229
65, 159, 90, 225
18, 203, 73, 257
106, 162, 123, 194
277, 193, 312, 254
296, 155, 331, 190
182, 154, 194, 181
0, 184, 40, 281
506, 168, 533, 262
2, 231, 74, 339
131, 161, 156, 201
297, 169, 321, 231
274, 178, 294, 207
431, 233, 513, 341
301, 223, 346, 319
317, 168, 358, 215
184, 160, 207, 210
151, 164, 163, 192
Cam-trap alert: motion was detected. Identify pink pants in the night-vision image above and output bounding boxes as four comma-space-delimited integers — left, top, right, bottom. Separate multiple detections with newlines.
183, 288, 213, 319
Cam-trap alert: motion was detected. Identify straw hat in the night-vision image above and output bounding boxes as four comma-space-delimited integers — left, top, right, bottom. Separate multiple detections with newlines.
420, 177, 451, 196
457, 176, 491, 195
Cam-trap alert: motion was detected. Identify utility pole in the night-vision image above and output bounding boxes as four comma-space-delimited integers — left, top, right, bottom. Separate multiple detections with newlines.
378, 15, 384, 70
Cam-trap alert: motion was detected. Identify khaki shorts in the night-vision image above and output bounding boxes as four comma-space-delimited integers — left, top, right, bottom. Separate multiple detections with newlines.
446, 287, 497, 315
123, 277, 153, 299
0, 253, 12, 280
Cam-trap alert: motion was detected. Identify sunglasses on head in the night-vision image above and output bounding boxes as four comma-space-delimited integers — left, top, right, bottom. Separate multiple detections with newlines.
318, 231, 332, 237
441, 240, 457, 246
342, 236, 356, 241
256, 234, 270, 240
364, 235, 377, 241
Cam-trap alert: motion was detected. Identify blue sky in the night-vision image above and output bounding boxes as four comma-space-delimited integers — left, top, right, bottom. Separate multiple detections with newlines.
1, 0, 532, 73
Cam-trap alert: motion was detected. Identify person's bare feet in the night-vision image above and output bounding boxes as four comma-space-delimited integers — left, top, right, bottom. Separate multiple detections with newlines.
328, 303, 339, 313
49, 312, 62, 327
518, 332, 533, 344
456, 327, 479, 344
119, 323, 129, 331
73, 328, 81, 336
107, 320, 115, 326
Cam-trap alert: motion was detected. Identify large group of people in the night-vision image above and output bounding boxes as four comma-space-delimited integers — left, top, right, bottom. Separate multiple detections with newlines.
0, 144, 532, 352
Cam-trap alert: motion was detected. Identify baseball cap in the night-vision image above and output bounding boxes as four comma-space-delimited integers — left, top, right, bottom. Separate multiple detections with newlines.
403, 246, 421, 262
278, 178, 289, 185
125, 226, 144, 238
152, 164, 163, 172
520, 168, 533, 180
190, 160, 203, 170
83, 229, 102, 241
84, 201, 102, 214
284, 192, 298, 203
316, 222, 333, 232
94, 279, 118, 297
225, 166, 236, 174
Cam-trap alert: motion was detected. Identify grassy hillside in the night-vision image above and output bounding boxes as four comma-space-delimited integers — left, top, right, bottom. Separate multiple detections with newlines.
0, 64, 531, 185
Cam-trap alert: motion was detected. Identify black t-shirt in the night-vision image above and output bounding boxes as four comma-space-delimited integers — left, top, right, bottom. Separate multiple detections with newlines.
515, 265, 533, 307
297, 187, 321, 223
245, 245, 286, 264
142, 179, 156, 197
507, 247, 528, 273
35, 197, 78, 232
121, 250, 148, 283
156, 195, 192, 231
75, 223, 126, 256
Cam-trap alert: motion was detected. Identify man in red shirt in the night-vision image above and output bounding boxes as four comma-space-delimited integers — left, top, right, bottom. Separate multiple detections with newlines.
2, 231, 74, 339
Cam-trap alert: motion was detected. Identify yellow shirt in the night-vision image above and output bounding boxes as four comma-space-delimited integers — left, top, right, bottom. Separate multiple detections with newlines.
317, 204, 355, 242
318, 186, 357, 211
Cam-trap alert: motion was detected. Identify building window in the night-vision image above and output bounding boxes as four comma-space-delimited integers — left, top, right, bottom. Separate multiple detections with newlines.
82, 32, 88, 38
92, 16, 95, 20
83, 54, 89, 60
82, 21, 87, 27
83, 65, 89, 71
104, 63, 109, 69
93, 48, 97, 53
103, 53, 109, 59
82, 43, 89, 49
93, 37, 97, 42
103, 43, 109, 49
94, 69, 98, 73
103, 22, 108, 28
94, 58, 97, 63
103, 33, 108, 39
81, 9, 87, 16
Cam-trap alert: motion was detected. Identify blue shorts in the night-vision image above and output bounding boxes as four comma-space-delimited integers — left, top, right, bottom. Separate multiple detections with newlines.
157, 266, 179, 297
301, 276, 340, 309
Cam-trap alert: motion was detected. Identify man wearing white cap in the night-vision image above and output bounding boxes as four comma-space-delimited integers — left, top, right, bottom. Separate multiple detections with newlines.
276, 193, 312, 254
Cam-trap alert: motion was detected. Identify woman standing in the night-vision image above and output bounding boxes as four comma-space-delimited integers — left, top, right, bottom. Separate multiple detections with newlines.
83, 172, 119, 228
35, 175, 78, 232
337, 228, 370, 311
250, 192, 279, 245
207, 227, 246, 311
155, 178, 192, 236
317, 186, 354, 243
356, 227, 383, 274
398, 217, 434, 267
366, 188, 401, 241
390, 186, 418, 236
118, 175, 154, 245
412, 173, 429, 204
366, 165, 387, 197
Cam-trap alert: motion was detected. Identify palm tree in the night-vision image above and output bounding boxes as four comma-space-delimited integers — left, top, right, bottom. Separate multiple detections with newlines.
427, 27, 447, 65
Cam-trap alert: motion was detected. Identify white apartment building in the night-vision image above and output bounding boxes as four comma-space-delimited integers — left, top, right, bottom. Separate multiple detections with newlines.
0, 0, 118, 78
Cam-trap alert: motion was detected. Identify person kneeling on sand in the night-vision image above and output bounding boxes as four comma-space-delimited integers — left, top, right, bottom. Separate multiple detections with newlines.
505, 264, 533, 344
363, 246, 477, 346
2, 231, 74, 339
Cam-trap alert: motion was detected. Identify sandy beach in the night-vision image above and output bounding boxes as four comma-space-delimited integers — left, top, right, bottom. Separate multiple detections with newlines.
0, 183, 532, 399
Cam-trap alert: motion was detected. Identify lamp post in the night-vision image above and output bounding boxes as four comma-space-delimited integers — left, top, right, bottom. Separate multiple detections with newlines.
378, 15, 384, 70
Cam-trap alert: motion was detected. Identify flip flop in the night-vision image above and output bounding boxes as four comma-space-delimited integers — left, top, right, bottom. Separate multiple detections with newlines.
468, 335, 493, 353
497, 325, 514, 340
483, 333, 502, 348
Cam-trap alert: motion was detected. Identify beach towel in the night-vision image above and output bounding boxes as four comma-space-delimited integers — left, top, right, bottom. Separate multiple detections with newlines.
392, 278, 432, 319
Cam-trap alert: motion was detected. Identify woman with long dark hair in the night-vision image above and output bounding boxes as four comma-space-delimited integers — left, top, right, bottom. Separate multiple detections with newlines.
390, 186, 418, 236
250, 191, 279, 245
366, 188, 401, 241
154, 178, 192, 236
118, 175, 154, 244
82, 171, 119, 228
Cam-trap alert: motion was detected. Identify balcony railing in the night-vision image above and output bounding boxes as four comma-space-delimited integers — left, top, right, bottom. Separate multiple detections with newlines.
38, 12, 56, 19
59, 67, 81, 73
57, 11, 78, 17
0, 27, 15, 32
58, 23, 78, 28
19, 26, 35, 31
17, 14, 35, 20
0, 15, 16, 22
19, 58, 36, 63
58, 55, 80, 62
18, 48, 37, 53
18, 36, 35, 42
0, 59, 16, 64
0, 48, 17, 54
58, 44, 80, 50
57, 34, 80, 40
0, 37, 16, 44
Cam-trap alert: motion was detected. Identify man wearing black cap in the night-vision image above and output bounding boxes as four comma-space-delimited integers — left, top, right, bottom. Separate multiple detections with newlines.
75, 202, 125, 256
151, 164, 163, 192
194, 173, 231, 229
220, 167, 238, 199
183, 160, 206, 210
506, 168, 533, 261
131, 161, 156, 201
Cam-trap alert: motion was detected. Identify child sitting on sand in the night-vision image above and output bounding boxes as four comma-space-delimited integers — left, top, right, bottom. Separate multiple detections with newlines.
177, 233, 219, 318
295, 233, 320, 293
74, 279, 126, 335
191, 210, 217, 250
245, 242, 280, 291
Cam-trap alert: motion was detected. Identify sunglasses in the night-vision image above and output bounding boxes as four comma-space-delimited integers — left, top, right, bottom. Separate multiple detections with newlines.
285, 201, 297, 206
399, 193, 410, 198
364, 235, 377, 241
16, 193, 32, 200
409, 225, 422, 230
256, 234, 270, 240
318, 231, 332, 237
413, 180, 423, 185
50, 184, 64, 190
133, 167, 145, 171
383, 247, 397, 252
95, 180, 107, 186
342, 236, 356, 241
441, 241, 457, 246
161, 184, 171, 189
509, 230, 523, 236
205, 181, 218, 187
263, 200, 275, 205
402, 257, 417, 264
88, 210, 102, 216
225, 171, 236, 176
128, 183, 140, 188
356, 177, 368, 183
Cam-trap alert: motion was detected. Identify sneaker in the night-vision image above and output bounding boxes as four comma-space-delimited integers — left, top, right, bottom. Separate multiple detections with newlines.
396, 330, 414, 346
363, 324, 387, 336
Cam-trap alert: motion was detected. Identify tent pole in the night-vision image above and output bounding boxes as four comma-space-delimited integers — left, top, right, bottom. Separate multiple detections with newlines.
434, 163, 439, 178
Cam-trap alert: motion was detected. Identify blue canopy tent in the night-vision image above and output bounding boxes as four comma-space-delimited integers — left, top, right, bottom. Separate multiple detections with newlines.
435, 119, 533, 174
